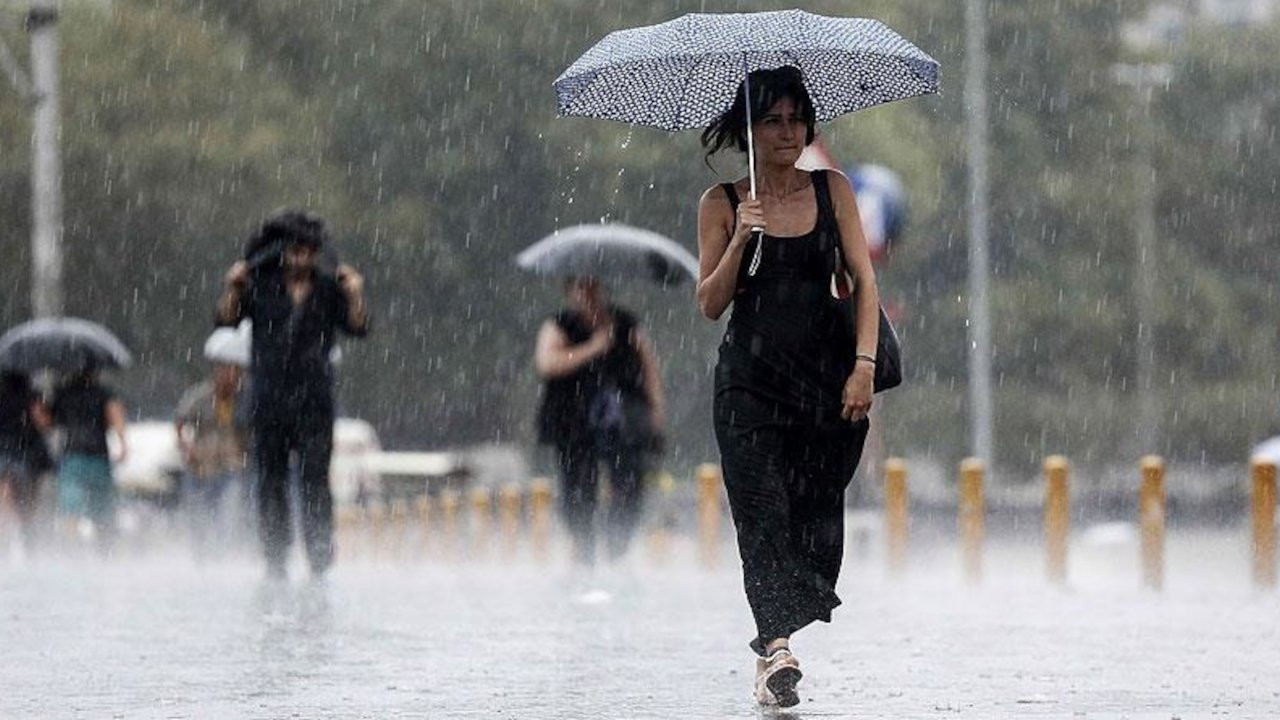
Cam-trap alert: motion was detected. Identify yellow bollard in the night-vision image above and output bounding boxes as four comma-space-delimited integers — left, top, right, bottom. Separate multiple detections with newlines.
1252, 459, 1277, 590
414, 494, 433, 561
529, 478, 553, 563
365, 501, 386, 563
697, 463, 723, 569
335, 505, 362, 563
648, 470, 676, 566
884, 458, 909, 575
1044, 455, 1070, 585
1139, 455, 1165, 591
439, 488, 461, 560
388, 498, 409, 561
498, 483, 522, 561
470, 487, 493, 558
959, 457, 985, 584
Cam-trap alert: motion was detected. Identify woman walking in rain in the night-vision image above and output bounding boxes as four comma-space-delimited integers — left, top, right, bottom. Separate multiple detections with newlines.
51, 365, 128, 551
695, 67, 879, 708
0, 371, 52, 553
534, 276, 665, 566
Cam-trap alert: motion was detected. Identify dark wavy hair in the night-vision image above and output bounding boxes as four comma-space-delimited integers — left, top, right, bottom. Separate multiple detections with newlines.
700, 66, 816, 165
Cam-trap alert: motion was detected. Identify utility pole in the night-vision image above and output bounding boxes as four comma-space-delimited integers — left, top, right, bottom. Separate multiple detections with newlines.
965, 0, 994, 466
1113, 62, 1172, 457
27, 0, 63, 319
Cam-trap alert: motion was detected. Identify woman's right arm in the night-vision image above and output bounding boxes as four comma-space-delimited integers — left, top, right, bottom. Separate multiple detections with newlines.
695, 185, 763, 320
534, 319, 611, 380
215, 261, 249, 327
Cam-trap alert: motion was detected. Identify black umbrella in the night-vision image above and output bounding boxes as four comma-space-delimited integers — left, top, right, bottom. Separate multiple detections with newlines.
515, 223, 700, 286
0, 317, 132, 373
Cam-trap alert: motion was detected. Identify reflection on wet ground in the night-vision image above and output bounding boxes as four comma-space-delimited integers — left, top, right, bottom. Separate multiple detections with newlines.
1, 528, 1278, 718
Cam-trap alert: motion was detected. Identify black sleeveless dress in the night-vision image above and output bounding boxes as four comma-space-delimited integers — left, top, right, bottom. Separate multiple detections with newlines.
712, 170, 869, 655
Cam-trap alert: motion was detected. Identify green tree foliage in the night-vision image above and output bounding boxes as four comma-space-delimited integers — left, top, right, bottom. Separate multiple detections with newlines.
1, 0, 1275, 476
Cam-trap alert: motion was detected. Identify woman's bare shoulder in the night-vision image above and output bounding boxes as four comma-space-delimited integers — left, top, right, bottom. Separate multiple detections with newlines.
699, 178, 749, 207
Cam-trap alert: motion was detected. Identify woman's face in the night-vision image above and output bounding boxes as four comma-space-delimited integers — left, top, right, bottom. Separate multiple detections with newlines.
283, 241, 318, 275
751, 96, 808, 166
566, 278, 605, 319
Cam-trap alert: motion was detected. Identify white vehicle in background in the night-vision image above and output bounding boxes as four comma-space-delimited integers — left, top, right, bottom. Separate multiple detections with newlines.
330, 417, 382, 505
112, 420, 184, 501
112, 417, 383, 505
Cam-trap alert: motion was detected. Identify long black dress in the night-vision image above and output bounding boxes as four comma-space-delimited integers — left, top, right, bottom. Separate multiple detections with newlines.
713, 170, 869, 655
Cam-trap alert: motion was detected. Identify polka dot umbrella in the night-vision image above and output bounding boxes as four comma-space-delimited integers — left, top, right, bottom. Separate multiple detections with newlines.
554, 9, 939, 202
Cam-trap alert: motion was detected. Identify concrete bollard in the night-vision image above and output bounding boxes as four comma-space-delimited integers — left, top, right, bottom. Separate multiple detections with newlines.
884, 458, 909, 575
697, 463, 723, 569
959, 457, 985, 584
498, 483, 522, 561
529, 478, 553, 563
1139, 456, 1165, 591
1252, 459, 1277, 590
1044, 455, 1070, 585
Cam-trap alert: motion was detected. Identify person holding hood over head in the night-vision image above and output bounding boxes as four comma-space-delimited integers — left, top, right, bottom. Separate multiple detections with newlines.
216, 209, 369, 580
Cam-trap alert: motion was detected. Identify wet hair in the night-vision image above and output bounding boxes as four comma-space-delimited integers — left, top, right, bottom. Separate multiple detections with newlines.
700, 66, 816, 164
563, 276, 602, 293
261, 208, 328, 249
243, 208, 328, 262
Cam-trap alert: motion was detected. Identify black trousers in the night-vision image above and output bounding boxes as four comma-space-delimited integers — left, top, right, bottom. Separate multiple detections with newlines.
254, 411, 334, 573
714, 387, 868, 655
556, 436, 648, 564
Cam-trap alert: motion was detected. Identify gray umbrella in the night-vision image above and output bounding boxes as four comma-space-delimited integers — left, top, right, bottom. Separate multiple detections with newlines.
0, 317, 132, 373
516, 223, 700, 286
554, 9, 939, 202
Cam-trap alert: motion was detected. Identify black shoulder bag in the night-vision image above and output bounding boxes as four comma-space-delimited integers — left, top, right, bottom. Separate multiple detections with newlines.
816, 171, 903, 393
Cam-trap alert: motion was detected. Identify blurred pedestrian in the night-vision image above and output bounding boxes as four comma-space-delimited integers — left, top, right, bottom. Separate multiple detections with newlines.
695, 67, 878, 707
51, 365, 128, 550
0, 370, 52, 552
175, 360, 249, 560
216, 209, 369, 580
534, 276, 665, 565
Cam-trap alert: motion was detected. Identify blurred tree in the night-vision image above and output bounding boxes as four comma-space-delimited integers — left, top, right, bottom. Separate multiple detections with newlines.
2, 0, 1275, 479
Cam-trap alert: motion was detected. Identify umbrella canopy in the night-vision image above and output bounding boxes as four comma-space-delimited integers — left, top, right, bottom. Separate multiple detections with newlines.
516, 223, 700, 286
0, 317, 131, 373
554, 10, 939, 132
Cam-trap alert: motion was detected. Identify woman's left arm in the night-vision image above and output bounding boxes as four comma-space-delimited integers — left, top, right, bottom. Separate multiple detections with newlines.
828, 170, 878, 421
106, 398, 128, 464
634, 329, 666, 433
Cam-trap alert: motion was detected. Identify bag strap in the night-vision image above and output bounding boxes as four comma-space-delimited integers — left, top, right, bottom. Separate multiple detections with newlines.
812, 170, 846, 272
721, 182, 740, 212
812, 170, 837, 232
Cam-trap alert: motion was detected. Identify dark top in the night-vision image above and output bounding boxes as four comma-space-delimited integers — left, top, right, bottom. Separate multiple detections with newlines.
0, 379, 48, 469
715, 170, 850, 420
537, 306, 648, 446
224, 272, 366, 419
52, 382, 115, 458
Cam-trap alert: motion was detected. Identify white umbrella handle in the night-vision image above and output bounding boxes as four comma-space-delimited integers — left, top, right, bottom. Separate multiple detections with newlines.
743, 57, 764, 276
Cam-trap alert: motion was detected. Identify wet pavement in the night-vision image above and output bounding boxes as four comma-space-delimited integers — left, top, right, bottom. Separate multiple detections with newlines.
1, 521, 1277, 719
